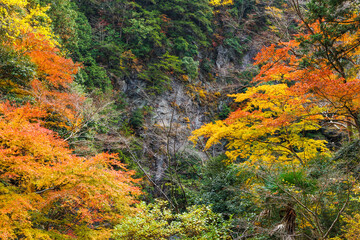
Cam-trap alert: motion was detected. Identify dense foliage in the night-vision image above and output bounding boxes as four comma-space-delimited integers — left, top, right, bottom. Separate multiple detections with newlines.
2, 0, 360, 239
191, 0, 360, 239
0, 0, 141, 238
0, 103, 141, 238
113, 201, 232, 240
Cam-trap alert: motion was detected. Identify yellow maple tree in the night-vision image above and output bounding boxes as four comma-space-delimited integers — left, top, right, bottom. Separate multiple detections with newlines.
190, 84, 329, 166
0, 0, 55, 45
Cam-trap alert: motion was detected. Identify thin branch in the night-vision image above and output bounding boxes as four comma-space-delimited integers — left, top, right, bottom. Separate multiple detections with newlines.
322, 182, 351, 239
35, 187, 56, 194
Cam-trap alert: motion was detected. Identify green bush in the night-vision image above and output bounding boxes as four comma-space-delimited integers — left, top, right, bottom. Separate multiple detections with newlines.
0, 46, 35, 100
198, 155, 251, 218
224, 37, 245, 56
174, 37, 189, 54
112, 201, 232, 240
181, 57, 199, 80
78, 57, 112, 92
123, 11, 165, 57
139, 53, 184, 94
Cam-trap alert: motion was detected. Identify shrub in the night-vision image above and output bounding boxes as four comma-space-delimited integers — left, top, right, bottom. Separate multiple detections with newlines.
181, 57, 199, 80
113, 201, 232, 240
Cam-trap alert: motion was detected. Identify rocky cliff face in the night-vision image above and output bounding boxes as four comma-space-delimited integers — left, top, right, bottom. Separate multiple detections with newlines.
121, 45, 259, 189
63, 0, 270, 201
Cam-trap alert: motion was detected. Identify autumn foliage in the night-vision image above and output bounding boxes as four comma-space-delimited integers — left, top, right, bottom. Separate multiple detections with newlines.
3, 0, 360, 238
190, 84, 329, 165
209, 0, 233, 6
0, 103, 141, 238
253, 35, 360, 133
190, 2, 360, 238
0, 0, 143, 238
15, 33, 85, 132
192, 2, 360, 166
1, 0, 85, 134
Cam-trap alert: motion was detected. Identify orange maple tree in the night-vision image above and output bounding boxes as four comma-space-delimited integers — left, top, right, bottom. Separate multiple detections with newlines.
0, 2, 143, 238
253, 34, 360, 134
14, 33, 85, 134
192, 1, 360, 164
1, 0, 86, 135
254, 0, 360, 135
0, 102, 141, 239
